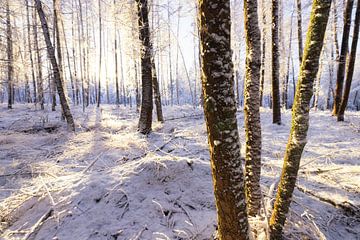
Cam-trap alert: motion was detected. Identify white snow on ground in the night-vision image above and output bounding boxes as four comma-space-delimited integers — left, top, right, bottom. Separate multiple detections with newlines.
0, 104, 359, 240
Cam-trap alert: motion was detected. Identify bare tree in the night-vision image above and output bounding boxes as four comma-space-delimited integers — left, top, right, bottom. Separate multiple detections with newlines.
333, 0, 354, 115
6, 0, 13, 109
272, 0, 282, 124
35, 0, 75, 131
136, 0, 153, 134
243, 0, 262, 216
269, 0, 331, 238
338, 0, 360, 121
199, 0, 250, 239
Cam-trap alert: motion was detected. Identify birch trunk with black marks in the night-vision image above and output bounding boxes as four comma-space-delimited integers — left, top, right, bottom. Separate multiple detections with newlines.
97, 0, 102, 108
136, 0, 153, 134
272, 0, 282, 124
269, 0, 331, 238
35, 0, 75, 131
333, 0, 354, 115
243, 0, 262, 217
199, 0, 250, 239
338, 0, 360, 121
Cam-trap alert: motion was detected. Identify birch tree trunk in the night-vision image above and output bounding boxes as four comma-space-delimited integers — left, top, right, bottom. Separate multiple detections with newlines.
97, 0, 102, 108
333, 0, 354, 115
243, 0, 262, 217
199, 0, 250, 239
269, 0, 331, 238
136, 0, 153, 134
338, 0, 360, 121
272, 0, 282, 124
35, 0, 75, 131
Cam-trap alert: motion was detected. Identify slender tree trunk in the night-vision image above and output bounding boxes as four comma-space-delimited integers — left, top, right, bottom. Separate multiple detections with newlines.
243, 0, 262, 217
150, 0, 164, 122
175, 2, 180, 105
296, 0, 303, 63
260, 0, 267, 107
6, 0, 13, 109
314, 53, 324, 110
333, 0, 340, 60
269, 1, 331, 238
33, 6, 44, 110
97, 0, 102, 108
272, 0, 282, 124
26, 0, 37, 105
72, 0, 79, 105
167, 0, 174, 106
61, 18, 75, 104
114, 1, 120, 106
35, 0, 75, 131
199, 0, 250, 239
136, 0, 153, 134
333, 0, 354, 115
283, 12, 294, 109
338, 0, 360, 121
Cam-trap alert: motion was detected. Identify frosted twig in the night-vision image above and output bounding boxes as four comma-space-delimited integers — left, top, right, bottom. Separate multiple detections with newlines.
82, 153, 104, 173
39, 176, 55, 206
23, 208, 53, 240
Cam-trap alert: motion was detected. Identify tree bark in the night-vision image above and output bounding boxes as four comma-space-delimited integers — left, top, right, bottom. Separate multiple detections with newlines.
296, 0, 303, 64
260, 0, 267, 107
26, 0, 37, 105
6, 0, 13, 109
199, 0, 250, 239
243, 0, 262, 217
33, 5, 44, 110
97, 0, 102, 108
333, 0, 354, 115
272, 0, 282, 124
35, 0, 75, 131
338, 0, 360, 121
136, 0, 153, 134
269, 0, 331, 238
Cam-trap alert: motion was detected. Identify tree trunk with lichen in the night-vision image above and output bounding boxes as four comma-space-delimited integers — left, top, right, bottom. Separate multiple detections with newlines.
243, 0, 262, 217
338, 0, 360, 121
35, 0, 75, 131
333, 0, 354, 115
272, 0, 281, 124
199, 0, 250, 239
136, 0, 153, 134
269, 0, 331, 238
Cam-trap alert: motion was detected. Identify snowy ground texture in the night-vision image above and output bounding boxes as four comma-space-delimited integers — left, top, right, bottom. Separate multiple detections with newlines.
0, 104, 359, 240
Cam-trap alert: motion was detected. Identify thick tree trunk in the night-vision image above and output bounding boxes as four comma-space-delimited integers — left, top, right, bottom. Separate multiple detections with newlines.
272, 0, 282, 124
199, 0, 250, 239
333, 0, 354, 115
269, 0, 331, 238
338, 0, 360, 121
296, 0, 303, 64
6, 0, 13, 109
136, 0, 153, 134
243, 0, 262, 217
35, 0, 75, 131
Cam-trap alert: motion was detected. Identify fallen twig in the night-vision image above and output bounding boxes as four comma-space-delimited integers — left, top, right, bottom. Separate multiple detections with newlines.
23, 208, 53, 240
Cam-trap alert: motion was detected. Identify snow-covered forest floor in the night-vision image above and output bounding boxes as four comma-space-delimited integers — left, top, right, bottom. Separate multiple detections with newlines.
0, 104, 359, 240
